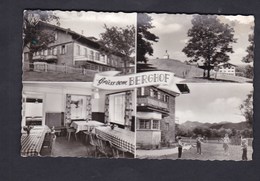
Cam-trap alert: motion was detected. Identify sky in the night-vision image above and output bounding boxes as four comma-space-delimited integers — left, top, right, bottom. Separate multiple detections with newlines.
175, 83, 253, 124
148, 14, 254, 65
54, 11, 136, 39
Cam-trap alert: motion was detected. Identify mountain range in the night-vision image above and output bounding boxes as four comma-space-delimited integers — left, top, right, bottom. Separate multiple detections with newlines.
179, 121, 249, 131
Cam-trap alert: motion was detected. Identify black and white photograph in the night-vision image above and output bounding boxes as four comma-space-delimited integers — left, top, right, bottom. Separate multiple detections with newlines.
137, 13, 254, 83
21, 82, 135, 158
22, 10, 136, 82
136, 83, 253, 161
136, 13, 254, 160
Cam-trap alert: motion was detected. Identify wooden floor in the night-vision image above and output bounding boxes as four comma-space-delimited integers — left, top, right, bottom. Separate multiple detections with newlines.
40, 135, 134, 158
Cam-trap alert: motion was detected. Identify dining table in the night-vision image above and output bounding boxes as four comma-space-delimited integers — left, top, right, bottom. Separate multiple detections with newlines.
21, 126, 49, 157
95, 126, 135, 154
70, 120, 104, 133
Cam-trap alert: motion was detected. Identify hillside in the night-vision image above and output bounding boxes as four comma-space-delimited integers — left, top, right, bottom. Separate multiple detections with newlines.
179, 121, 249, 131
148, 58, 204, 79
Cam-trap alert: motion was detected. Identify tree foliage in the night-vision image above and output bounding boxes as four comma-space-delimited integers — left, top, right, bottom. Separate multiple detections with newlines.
100, 24, 135, 74
240, 91, 253, 127
242, 27, 254, 63
182, 15, 237, 78
137, 13, 159, 63
23, 10, 59, 70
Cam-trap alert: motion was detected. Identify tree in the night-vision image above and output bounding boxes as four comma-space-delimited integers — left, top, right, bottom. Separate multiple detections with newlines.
182, 15, 237, 79
242, 27, 254, 63
100, 24, 135, 74
240, 91, 253, 127
23, 10, 59, 70
242, 26, 254, 78
137, 13, 159, 64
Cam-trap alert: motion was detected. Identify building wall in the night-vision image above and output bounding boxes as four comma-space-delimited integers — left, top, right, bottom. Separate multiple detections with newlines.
22, 83, 103, 127
160, 95, 176, 144
136, 128, 161, 149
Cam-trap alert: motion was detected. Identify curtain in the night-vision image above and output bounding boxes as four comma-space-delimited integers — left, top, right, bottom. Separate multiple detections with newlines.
125, 91, 133, 129
65, 94, 71, 124
86, 95, 92, 120
104, 95, 109, 124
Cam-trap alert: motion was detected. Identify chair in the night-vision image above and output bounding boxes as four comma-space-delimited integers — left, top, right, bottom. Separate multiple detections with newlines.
109, 142, 128, 158
41, 132, 56, 156
88, 133, 99, 157
83, 127, 94, 145
96, 135, 113, 158
65, 123, 77, 141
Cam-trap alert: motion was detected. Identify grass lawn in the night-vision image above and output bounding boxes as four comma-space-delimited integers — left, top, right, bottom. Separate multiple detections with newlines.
23, 71, 94, 82
156, 143, 253, 161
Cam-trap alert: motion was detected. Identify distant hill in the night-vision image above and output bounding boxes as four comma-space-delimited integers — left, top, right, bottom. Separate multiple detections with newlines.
179, 121, 249, 131
148, 58, 204, 79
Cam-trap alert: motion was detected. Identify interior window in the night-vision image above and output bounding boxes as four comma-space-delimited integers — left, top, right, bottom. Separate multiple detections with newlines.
109, 93, 126, 126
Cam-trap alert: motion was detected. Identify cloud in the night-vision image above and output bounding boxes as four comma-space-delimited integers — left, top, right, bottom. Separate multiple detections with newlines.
56, 11, 136, 27
152, 21, 182, 34
224, 15, 254, 25
208, 97, 242, 113
176, 110, 195, 124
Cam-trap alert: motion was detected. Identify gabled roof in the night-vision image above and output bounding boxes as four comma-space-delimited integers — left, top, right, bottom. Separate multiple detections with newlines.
217, 62, 237, 67
39, 21, 125, 57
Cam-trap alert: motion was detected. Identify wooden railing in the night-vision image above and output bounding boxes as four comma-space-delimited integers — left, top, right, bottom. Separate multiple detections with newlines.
23, 62, 98, 77
137, 96, 169, 110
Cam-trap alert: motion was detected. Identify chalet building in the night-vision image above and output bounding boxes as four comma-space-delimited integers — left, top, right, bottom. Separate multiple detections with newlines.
136, 85, 189, 149
216, 62, 237, 76
23, 22, 133, 73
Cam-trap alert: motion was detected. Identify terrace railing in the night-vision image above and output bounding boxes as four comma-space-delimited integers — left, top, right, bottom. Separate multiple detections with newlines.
23, 62, 98, 77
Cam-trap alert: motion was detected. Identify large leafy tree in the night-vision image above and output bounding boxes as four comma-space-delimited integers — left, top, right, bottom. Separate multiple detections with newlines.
242, 26, 254, 78
100, 24, 135, 74
137, 13, 159, 64
23, 10, 59, 70
182, 15, 237, 79
240, 91, 253, 127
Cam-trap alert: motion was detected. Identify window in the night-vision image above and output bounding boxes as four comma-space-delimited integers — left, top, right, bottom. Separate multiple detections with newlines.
152, 120, 160, 129
109, 93, 126, 126
95, 52, 100, 61
53, 47, 57, 55
61, 45, 66, 54
90, 51, 94, 60
77, 45, 80, 55
153, 90, 158, 98
44, 50, 48, 56
150, 88, 154, 97
54, 32, 58, 40
48, 48, 52, 55
84, 48, 87, 57
164, 95, 169, 102
141, 87, 145, 96
158, 92, 161, 100
139, 120, 151, 129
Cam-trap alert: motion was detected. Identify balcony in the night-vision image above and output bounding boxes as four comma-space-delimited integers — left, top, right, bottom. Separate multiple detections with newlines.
137, 96, 169, 114
32, 55, 57, 63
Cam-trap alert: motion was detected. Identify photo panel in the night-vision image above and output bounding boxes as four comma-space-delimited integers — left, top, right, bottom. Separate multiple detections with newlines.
22, 10, 136, 82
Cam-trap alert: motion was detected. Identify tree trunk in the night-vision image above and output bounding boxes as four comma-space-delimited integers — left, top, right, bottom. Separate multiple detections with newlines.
123, 57, 127, 75
207, 64, 211, 79
28, 51, 34, 71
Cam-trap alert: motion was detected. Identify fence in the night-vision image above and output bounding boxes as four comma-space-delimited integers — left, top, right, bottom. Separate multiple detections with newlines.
23, 62, 98, 77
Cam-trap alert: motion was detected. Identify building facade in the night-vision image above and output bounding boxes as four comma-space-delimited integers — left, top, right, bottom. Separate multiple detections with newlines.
23, 22, 133, 73
136, 86, 179, 149
217, 63, 237, 76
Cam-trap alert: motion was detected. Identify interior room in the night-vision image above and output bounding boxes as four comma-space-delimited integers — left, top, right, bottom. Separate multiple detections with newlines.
21, 82, 135, 158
